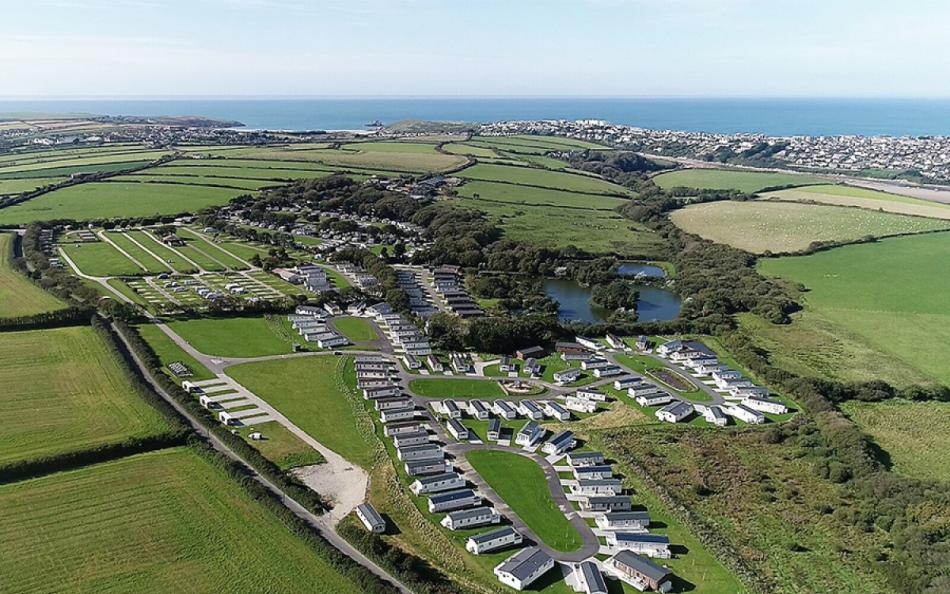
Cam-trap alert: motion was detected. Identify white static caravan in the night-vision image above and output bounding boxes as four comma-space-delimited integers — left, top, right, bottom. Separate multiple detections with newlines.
466, 526, 523, 555
356, 503, 385, 533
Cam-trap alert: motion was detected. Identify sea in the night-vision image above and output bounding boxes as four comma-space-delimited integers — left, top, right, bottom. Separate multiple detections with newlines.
1, 97, 949, 137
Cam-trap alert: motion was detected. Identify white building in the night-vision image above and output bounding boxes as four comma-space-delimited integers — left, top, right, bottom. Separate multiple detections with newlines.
655, 401, 694, 423
466, 526, 523, 554
410, 471, 465, 495
493, 547, 554, 591
441, 506, 502, 530
742, 396, 787, 415
356, 503, 385, 533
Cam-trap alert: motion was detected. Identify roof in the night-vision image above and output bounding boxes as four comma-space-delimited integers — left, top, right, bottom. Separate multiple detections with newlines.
356, 503, 384, 526
603, 511, 650, 522
660, 401, 694, 417
549, 430, 575, 446
519, 420, 541, 435
516, 345, 544, 355
446, 506, 494, 520
613, 532, 669, 544
576, 464, 612, 474
448, 418, 467, 434
488, 418, 502, 431
415, 472, 461, 485
569, 451, 604, 462
469, 526, 517, 544
430, 489, 477, 504
578, 561, 607, 593
496, 547, 552, 581
611, 550, 672, 582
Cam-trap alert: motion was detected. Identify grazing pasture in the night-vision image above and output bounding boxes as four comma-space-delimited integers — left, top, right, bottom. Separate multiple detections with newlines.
0, 182, 247, 224
60, 241, 144, 276
457, 163, 630, 195
456, 179, 627, 210
0, 177, 66, 194
0, 160, 156, 180
226, 356, 377, 468
0, 233, 66, 318
184, 144, 466, 173
669, 200, 950, 253
0, 326, 172, 466
653, 168, 824, 193
166, 316, 296, 358
238, 422, 325, 470
759, 232, 950, 386
759, 184, 950, 220
842, 400, 950, 483
466, 449, 583, 552
0, 447, 367, 593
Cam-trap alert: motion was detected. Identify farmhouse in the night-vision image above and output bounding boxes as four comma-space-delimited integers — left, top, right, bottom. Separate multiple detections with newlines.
725, 404, 766, 424
656, 401, 694, 423
742, 396, 788, 415
635, 392, 674, 407
397, 443, 443, 462
515, 420, 546, 447
493, 547, 555, 591
441, 506, 502, 530
572, 478, 624, 496
568, 451, 605, 467
575, 464, 613, 480
593, 365, 622, 378
493, 400, 519, 420
410, 471, 466, 495
356, 503, 385, 533
596, 511, 651, 531
565, 396, 598, 414
544, 401, 571, 421
405, 458, 451, 476
606, 533, 671, 558
606, 550, 673, 593
576, 387, 607, 401
380, 406, 416, 423
487, 418, 502, 440
447, 418, 469, 440
553, 368, 583, 385
428, 489, 481, 513
392, 430, 430, 448
574, 560, 609, 594
516, 346, 545, 360
519, 400, 544, 420
542, 430, 576, 455
466, 526, 523, 554
583, 496, 632, 512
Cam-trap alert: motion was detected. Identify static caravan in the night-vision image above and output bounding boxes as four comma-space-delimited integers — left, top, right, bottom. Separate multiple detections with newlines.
428, 489, 481, 513
441, 506, 502, 530
466, 526, 522, 555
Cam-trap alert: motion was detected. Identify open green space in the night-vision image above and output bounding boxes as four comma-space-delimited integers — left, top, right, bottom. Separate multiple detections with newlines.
175, 228, 249, 269
117, 174, 278, 191
408, 377, 506, 399
759, 184, 950, 220
237, 422, 325, 470
669, 200, 950, 254
135, 323, 215, 382
103, 232, 172, 273
331, 316, 378, 342
0, 325, 172, 466
126, 230, 199, 273
457, 163, 629, 195
466, 450, 583, 552
0, 447, 367, 593
842, 400, 950, 483
653, 168, 824, 193
166, 315, 296, 358
0, 177, 65, 194
759, 232, 950, 387
442, 142, 499, 158
0, 232, 66, 318
614, 353, 710, 401
191, 144, 466, 173
60, 241, 143, 276
226, 356, 377, 468
0, 182, 247, 224
456, 179, 628, 210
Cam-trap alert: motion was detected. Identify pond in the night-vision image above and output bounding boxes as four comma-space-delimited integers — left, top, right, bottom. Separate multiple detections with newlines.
543, 278, 681, 324
616, 261, 667, 278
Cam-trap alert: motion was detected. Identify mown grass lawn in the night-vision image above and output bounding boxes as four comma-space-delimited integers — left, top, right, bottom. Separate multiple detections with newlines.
331, 316, 378, 342
166, 315, 295, 358
465, 449, 583, 552
408, 377, 506, 399
0, 447, 367, 593
60, 240, 144, 276
135, 323, 216, 382
0, 232, 66, 318
237, 421, 325, 470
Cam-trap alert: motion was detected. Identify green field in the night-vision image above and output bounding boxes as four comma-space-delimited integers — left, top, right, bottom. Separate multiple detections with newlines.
759, 184, 950, 220
0, 325, 172, 466
166, 316, 296, 358
408, 377, 506, 399
237, 422, 325, 470
0, 176, 65, 194
190, 144, 467, 173
153, 163, 335, 180
0, 447, 367, 593
842, 400, 950, 483
118, 174, 278, 191
226, 356, 377, 468
670, 201, 950, 254
126, 230, 199, 273
176, 228, 251, 268
759, 232, 950, 386
135, 323, 216, 382
653, 168, 824, 193
457, 163, 629, 195
331, 316, 378, 342
456, 179, 628, 210
60, 241, 144, 276
103, 231, 172, 273
465, 450, 583, 552
0, 233, 66, 318
0, 182, 247, 224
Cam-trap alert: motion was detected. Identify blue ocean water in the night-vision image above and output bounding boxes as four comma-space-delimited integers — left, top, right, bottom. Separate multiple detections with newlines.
1, 98, 949, 136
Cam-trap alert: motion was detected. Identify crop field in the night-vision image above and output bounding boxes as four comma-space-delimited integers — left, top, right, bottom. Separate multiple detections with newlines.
759, 184, 950, 220
466, 450, 583, 552
60, 240, 145, 276
226, 356, 377, 468
669, 201, 950, 253
408, 377, 506, 399
331, 316, 378, 342
759, 232, 950, 386
842, 400, 950, 483
0, 182, 247, 224
0, 326, 172, 466
456, 163, 630, 195
0, 447, 367, 593
0, 233, 66, 318
441, 142, 499, 158
456, 179, 628, 210
0, 149, 171, 176
652, 168, 825, 193
166, 315, 297, 358
135, 323, 216, 382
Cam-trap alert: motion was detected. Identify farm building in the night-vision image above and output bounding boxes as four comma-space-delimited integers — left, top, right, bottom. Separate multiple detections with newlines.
441, 506, 502, 530
606, 533, 671, 558
606, 551, 673, 593
574, 560, 609, 594
410, 471, 466, 495
568, 451, 605, 467
656, 401, 694, 423
542, 430, 576, 455
356, 503, 385, 533
596, 511, 651, 531
515, 420, 546, 447
466, 526, 523, 554
428, 489, 481, 513
493, 547, 555, 591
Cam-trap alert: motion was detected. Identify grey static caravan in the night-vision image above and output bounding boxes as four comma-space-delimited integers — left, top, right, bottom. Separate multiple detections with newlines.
396, 443, 442, 462
405, 458, 451, 477
518, 400, 544, 420
574, 560, 608, 594
583, 495, 632, 512
574, 465, 613, 480
392, 430, 430, 448
487, 418, 502, 441
466, 526, 523, 554
576, 387, 607, 402
441, 506, 502, 530
543, 401, 570, 421
542, 430, 576, 455
493, 400, 518, 420
467, 400, 490, 420
493, 547, 554, 591
596, 511, 651, 531
428, 489, 481, 513
565, 396, 598, 414
383, 421, 425, 437
515, 421, 545, 447
410, 471, 465, 495
374, 397, 412, 411
363, 385, 401, 399
379, 406, 416, 423
606, 533, 671, 558
356, 503, 385, 533
572, 478, 624, 496
567, 451, 605, 467
447, 418, 469, 440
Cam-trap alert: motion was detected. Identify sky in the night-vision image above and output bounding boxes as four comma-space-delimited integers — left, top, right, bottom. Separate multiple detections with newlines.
2, 0, 949, 98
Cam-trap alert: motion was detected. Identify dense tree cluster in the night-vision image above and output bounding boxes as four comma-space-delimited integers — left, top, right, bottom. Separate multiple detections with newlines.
589, 279, 640, 311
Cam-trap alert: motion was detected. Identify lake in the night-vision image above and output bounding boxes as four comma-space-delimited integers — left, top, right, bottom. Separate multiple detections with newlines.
617, 262, 667, 278
544, 278, 680, 324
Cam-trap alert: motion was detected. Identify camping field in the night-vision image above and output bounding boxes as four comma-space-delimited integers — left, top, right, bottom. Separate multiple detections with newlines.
0, 232, 66, 318
465, 450, 583, 552
652, 168, 824, 193
0, 447, 368, 593
407, 377, 507, 399
758, 184, 950, 220
135, 323, 216, 382
165, 316, 297, 358
669, 200, 950, 253
759, 232, 950, 386
0, 325, 173, 466
60, 240, 145, 276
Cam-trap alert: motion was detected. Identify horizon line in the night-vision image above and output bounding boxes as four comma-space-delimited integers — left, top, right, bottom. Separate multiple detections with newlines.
2, 95, 949, 101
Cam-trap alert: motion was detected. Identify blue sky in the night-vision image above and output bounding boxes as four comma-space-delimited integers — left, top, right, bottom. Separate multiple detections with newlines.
2, 0, 948, 97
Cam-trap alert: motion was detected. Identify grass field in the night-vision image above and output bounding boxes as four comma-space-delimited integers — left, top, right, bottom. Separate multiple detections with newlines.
0, 447, 367, 593
0, 182, 247, 224
759, 232, 950, 386
408, 377, 506, 399
0, 176, 65, 194
135, 323, 216, 382
331, 316, 378, 342
0, 326, 172, 466
759, 184, 950, 220
669, 201, 950, 253
103, 231, 172, 273
166, 316, 296, 358
456, 179, 628, 210
237, 422, 325, 470
465, 450, 583, 552
0, 233, 66, 318
457, 163, 630, 195
842, 400, 950, 483
226, 356, 377, 468
653, 169, 824, 193
127, 230, 199, 273
191, 144, 467, 173
60, 241, 144, 276
118, 174, 278, 191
